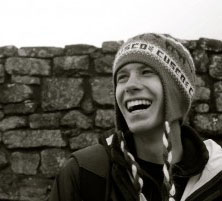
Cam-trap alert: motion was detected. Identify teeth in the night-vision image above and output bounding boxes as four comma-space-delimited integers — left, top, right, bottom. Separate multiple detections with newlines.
126, 99, 152, 111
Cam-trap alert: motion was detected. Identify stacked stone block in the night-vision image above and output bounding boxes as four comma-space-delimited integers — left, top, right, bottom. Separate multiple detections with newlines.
0, 37, 221, 200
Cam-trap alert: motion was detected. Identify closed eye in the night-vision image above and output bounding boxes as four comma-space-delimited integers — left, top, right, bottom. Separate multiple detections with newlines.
116, 74, 128, 83
141, 69, 155, 76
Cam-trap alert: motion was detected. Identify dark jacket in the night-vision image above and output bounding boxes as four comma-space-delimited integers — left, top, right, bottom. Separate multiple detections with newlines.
49, 126, 222, 201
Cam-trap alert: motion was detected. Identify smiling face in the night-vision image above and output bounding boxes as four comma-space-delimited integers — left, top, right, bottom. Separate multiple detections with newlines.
115, 63, 164, 135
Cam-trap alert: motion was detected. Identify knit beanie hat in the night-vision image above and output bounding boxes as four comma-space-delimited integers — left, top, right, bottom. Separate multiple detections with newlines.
112, 33, 196, 201
113, 33, 196, 131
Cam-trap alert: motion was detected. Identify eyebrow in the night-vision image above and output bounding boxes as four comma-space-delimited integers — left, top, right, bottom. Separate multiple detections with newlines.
117, 64, 154, 75
139, 65, 153, 70
117, 66, 127, 74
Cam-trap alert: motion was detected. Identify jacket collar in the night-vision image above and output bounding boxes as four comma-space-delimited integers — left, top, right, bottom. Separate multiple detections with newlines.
172, 125, 209, 177
102, 125, 209, 178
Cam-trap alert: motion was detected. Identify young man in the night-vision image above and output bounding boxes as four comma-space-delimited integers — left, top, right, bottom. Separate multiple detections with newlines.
49, 33, 222, 201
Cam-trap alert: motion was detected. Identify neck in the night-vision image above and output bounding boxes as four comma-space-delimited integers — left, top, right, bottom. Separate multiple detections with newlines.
133, 121, 183, 164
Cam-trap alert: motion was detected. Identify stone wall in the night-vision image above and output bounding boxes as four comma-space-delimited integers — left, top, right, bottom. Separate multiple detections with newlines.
0, 37, 222, 201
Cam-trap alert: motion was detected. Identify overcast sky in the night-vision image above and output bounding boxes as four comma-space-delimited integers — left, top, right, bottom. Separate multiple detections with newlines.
0, 0, 221, 47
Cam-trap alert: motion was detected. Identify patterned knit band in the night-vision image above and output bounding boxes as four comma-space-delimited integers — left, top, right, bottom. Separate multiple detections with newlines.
113, 40, 195, 99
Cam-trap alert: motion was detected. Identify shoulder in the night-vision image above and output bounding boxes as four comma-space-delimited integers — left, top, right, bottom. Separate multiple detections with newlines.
71, 144, 110, 178
58, 155, 80, 182
56, 144, 110, 185
194, 139, 222, 183
204, 139, 222, 171
181, 140, 222, 200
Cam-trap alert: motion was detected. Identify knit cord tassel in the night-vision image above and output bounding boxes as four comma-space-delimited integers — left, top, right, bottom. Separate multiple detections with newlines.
139, 192, 147, 201
119, 132, 148, 201
163, 121, 176, 201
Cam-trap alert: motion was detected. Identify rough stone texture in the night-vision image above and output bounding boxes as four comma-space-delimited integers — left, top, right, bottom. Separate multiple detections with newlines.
0, 84, 33, 103
90, 50, 103, 59
194, 103, 210, 113
95, 109, 114, 128
193, 86, 211, 101
193, 114, 222, 134
214, 82, 222, 112
0, 176, 52, 201
61, 128, 81, 138
0, 46, 17, 57
29, 113, 61, 129
80, 97, 95, 114
3, 100, 37, 114
3, 130, 66, 148
0, 151, 8, 168
209, 55, 222, 80
91, 77, 114, 105
65, 44, 97, 55
69, 131, 99, 150
180, 40, 197, 50
191, 49, 209, 73
16, 177, 51, 201
0, 116, 27, 131
0, 111, 4, 120
215, 93, 222, 112
199, 38, 222, 52
215, 81, 222, 92
0, 169, 18, 200
11, 75, 41, 85
40, 149, 69, 177
0, 64, 4, 83
53, 55, 89, 74
102, 41, 123, 53
10, 152, 40, 175
61, 110, 93, 129
195, 75, 206, 87
94, 54, 115, 73
5, 57, 51, 76
18, 46, 64, 58
42, 78, 84, 111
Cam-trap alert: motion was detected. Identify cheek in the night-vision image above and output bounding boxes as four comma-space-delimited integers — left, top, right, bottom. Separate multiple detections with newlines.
115, 86, 124, 110
154, 82, 164, 110
147, 78, 164, 106
156, 86, 164, 100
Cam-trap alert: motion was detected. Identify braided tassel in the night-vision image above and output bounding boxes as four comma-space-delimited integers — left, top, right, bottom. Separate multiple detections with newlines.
119, 132, 147, 201
139, 192, 147, 201
162, 121, 176, 201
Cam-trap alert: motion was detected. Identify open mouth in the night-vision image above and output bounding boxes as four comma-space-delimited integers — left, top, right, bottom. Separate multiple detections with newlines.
126, 99, 152, 113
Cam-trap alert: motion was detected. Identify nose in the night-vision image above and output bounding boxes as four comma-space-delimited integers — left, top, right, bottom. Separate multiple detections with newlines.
125, 74, 142, 93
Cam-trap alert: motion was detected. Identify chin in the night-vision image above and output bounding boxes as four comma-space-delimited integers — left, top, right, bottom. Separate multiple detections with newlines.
128, 123, 152, 135
127, 120, 163, 135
